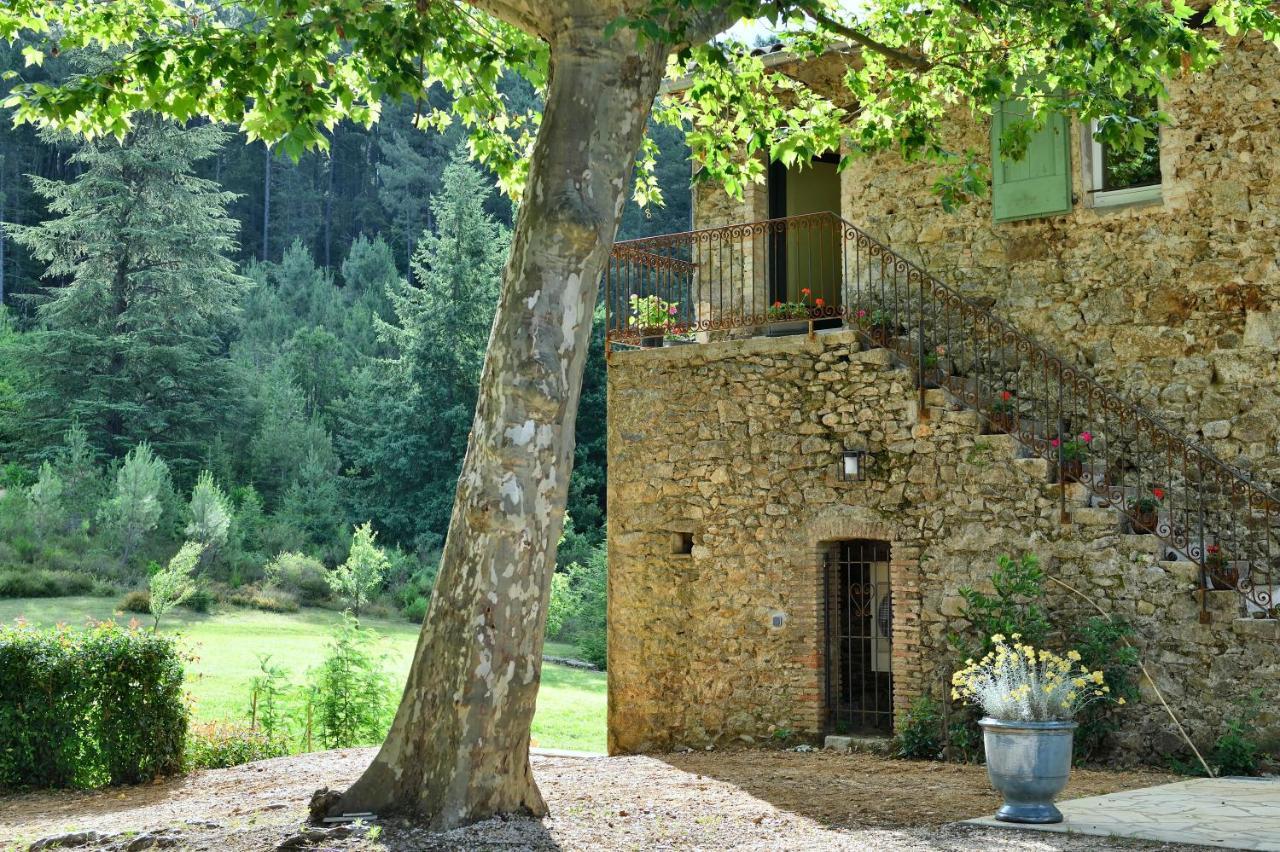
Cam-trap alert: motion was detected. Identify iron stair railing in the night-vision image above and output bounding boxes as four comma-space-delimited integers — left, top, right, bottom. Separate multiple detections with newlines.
605, 211, 1279, 620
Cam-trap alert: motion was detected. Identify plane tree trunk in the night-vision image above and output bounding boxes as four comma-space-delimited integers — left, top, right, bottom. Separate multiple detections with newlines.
332, 14, 667, 829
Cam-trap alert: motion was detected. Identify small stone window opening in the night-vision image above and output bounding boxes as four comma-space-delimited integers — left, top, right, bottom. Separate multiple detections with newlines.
671, 531, 695, 556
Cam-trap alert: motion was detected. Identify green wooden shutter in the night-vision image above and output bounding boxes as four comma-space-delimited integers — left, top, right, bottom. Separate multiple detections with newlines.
991, 100, 1072, 222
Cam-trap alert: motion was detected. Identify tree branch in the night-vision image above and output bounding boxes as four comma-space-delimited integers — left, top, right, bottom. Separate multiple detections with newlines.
464, 0, 557, 41
805, 8, 932, 71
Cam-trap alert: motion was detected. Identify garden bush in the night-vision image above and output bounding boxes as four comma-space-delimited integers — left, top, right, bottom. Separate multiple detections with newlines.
226, 585, 300, 613
185, 721, 288, 770
0, 620, 188, 788
0, 567, 95, 598
264, 551, 331, 604
895, 696, 944, 760
119, 589, 152, 614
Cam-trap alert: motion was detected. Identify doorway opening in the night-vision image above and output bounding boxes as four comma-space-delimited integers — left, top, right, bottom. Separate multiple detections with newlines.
768, 154, 843, 324
823, 539, 894, 734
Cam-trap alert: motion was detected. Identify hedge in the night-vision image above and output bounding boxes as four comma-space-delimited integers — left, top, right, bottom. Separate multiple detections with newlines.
0, 620, 188, 788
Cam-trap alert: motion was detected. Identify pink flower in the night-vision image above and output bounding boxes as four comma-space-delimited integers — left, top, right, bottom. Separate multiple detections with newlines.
668, 305, 678, 315
1050, 438, 1061, 448
856, 309, 867, 318
1079, 431, 1093, 443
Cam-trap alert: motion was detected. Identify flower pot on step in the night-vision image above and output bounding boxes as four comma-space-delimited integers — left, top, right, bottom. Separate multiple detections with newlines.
767, 319, 810, 337
637, 326, 666, 348
1206, 559, 1238, 591
980, 718, 1077, 824
988, 411, 1014, 434
1131, 510, 1159, 535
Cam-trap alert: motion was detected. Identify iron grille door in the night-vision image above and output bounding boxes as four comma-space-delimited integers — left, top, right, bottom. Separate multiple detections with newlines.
824, 540, 893, 734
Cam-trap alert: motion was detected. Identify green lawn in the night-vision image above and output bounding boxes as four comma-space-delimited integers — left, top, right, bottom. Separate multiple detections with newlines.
0, 596, 606, 753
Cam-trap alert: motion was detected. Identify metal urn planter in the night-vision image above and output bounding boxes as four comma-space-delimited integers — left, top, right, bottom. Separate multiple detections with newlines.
980, 717, 1077, 824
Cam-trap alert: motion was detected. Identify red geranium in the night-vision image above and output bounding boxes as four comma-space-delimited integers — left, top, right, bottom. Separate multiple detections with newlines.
1152, 488, 1165, 501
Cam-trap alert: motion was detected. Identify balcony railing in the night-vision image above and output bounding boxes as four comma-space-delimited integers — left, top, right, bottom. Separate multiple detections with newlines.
605, 211, 1279, 620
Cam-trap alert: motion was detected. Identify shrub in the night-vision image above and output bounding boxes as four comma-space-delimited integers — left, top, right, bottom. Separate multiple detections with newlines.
227, 585, 300, 613
1071, 618, 1140, 763
560, 544, 607, 669
896, 696, 944, 760
401, 594, 429, 623
265, 551, 331, 604
309, 615, 393, 748
0, 620, 188, 788
0, 568, 95, 598
1210, 689, 1265, 777
183, 586, 216, 613
119, 589, 152, 614
185, 721, 287, 770
327, 523, 389, 618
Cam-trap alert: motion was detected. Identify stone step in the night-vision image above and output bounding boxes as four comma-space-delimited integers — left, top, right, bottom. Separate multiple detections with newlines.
1159, 560, 1202, 587
977, 433, 1022, 460
1013, 457, 1053, 482
923, 388, 950, 407
1120, 534, 1163, 557
823, 734, 893, 756
1070, 507, 1120, 528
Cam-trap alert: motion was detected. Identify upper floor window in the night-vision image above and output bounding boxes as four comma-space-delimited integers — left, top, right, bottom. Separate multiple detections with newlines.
1088, 119, 1162, 208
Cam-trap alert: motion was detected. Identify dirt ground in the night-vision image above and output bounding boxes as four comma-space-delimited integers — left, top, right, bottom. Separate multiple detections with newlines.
1, 747, 1208, 851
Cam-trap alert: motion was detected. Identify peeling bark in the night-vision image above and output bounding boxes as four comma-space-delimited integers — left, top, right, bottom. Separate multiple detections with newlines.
332, 15, 667, 829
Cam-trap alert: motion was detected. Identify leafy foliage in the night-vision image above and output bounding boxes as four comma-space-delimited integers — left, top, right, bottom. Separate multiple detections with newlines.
950, 553, 1051, 657
185, 720, 288, 770
308, 615, 393, 749
1069, 618, 1141, 763
895, 695, 944, 760
148, 541, 202, 631
328, 522, 389, 619
0, 620, 188, 788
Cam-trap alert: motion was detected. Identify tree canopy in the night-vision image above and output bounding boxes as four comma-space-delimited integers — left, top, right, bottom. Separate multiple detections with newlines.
3, 2, 1278, 210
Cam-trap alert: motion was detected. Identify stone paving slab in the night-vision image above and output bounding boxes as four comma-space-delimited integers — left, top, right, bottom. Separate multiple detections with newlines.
965, 777, 1280, 851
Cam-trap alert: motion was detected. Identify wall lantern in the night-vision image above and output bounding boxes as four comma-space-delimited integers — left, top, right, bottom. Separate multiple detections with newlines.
839, 449, 868, 482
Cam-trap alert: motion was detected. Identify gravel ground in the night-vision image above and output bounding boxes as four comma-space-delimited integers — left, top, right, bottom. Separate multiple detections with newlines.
1, 747, 1214, 851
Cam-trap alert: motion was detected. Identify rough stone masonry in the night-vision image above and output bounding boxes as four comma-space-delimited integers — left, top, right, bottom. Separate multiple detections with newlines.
606, 331, 1279, 763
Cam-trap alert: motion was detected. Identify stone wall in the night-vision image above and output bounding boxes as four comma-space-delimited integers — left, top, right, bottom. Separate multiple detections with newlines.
689, 34, 1280, 484
606, 331, 1280, 762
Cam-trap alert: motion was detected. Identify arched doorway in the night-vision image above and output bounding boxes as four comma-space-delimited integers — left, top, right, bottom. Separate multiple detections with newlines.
823, 539, 893, 734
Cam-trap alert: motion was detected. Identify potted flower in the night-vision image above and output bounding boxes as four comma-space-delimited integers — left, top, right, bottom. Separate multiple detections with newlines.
1050, 431, 1092, 483
990, 390, 1016, 433
952, 634, 1120, 824
1128, 487, 1164, 534
767, 288, 821, 336
1204, 545, 1238, 591
921, 344, 948, 388
628, 294, 678, 348
856, 307, 897, 348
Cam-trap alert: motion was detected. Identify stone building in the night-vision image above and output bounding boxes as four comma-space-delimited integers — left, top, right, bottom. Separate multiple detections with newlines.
605, 32, 1280, 762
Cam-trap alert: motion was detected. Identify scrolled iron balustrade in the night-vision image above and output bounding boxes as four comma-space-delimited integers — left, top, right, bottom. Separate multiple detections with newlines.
605, 211, 1279, 618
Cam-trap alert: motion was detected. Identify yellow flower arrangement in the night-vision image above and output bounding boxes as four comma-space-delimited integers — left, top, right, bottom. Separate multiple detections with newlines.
951, 636, 1118, 722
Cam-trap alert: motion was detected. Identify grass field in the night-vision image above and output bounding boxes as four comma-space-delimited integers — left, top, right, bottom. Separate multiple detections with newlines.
0, 596, 606, 753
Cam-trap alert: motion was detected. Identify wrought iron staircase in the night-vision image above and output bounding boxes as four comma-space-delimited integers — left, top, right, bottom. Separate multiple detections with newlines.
605, 211, 1279, 619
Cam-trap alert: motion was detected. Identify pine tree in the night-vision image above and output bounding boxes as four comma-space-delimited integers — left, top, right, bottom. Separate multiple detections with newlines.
26, 460, 64, 537
100, 442, 169, 569
6, 118, 248, 475
337, 148, 509, 548
185, 470, 233, 565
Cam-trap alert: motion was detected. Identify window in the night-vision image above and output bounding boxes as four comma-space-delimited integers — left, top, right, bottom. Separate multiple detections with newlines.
1087, 119, 1162, 208
670, 531, 694, 556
